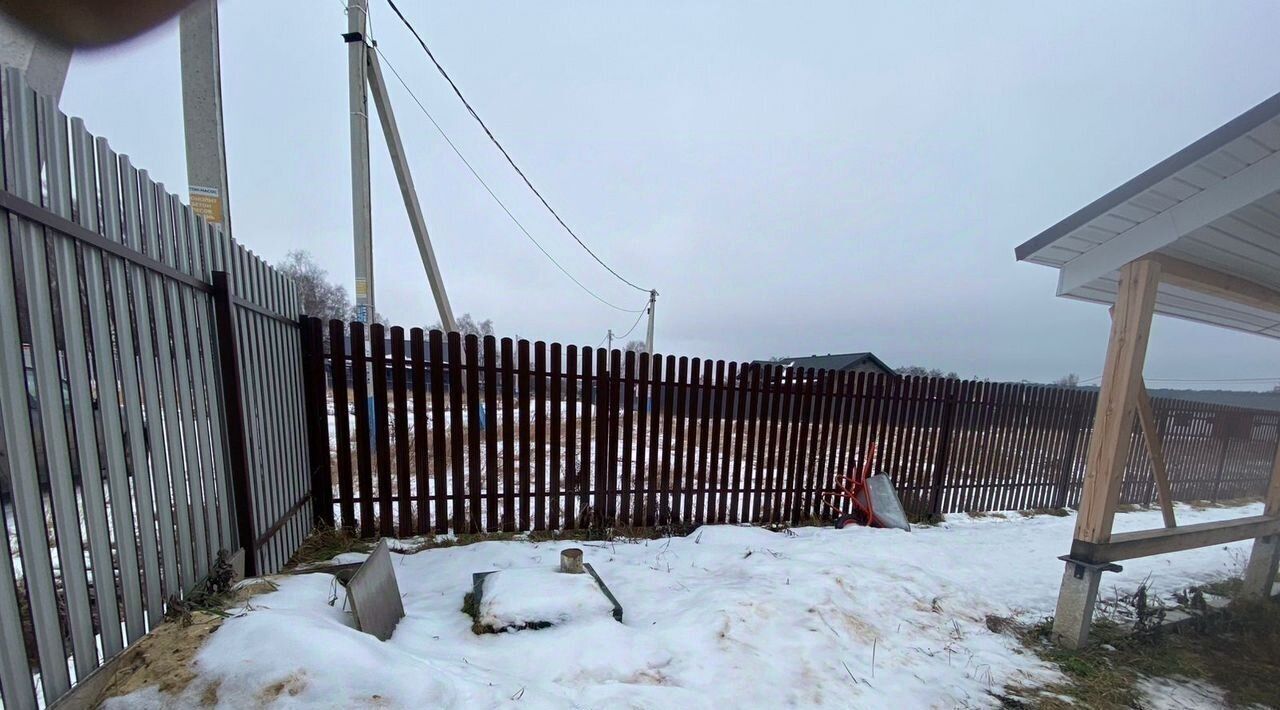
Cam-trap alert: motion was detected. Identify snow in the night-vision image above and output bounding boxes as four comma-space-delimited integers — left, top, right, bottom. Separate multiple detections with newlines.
476, 567, 616, 631
102, 502, 1261, 709
1135, 676, 1235, 710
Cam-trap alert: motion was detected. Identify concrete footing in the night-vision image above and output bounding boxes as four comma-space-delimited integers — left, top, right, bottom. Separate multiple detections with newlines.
1242, 534, 1280, 599
1051, 559, 1110, 649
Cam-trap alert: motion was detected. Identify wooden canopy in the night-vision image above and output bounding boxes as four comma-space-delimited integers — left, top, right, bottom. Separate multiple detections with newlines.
1017, 90, 1280, 338
1016, 90, 1280, 647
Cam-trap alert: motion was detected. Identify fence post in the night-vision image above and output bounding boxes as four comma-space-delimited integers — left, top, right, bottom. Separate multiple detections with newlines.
210, 270, 258, 577
1054, 398, 1086, 510
300, 317, 335, 527
928, 379, 959, 519
1211, 414, 1232, 500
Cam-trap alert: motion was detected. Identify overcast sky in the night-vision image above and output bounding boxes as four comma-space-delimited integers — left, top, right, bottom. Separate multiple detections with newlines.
60, 1, 1280, 388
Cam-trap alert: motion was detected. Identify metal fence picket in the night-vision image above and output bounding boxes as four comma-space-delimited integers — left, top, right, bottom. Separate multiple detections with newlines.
0, 69, 312, 707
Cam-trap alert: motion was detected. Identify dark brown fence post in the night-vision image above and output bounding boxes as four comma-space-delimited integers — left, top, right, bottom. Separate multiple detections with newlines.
391, 327, 411, 536
1212, 415, 1232, 500
299, 316, 335, 528
370, 324, 392, 536
1054, 396, 1087, 510
210, 271, 258, 576
927, 379, 959, 519
329, 320, 355, 529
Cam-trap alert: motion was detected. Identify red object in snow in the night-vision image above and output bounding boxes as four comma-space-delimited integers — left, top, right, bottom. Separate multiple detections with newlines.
821, 443, 911, 531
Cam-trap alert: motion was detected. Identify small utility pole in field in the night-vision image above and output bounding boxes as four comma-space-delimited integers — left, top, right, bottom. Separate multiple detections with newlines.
645, 289, 658, 355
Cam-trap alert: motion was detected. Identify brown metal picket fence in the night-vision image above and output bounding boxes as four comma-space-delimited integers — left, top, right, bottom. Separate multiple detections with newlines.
303, 318, 1280, 536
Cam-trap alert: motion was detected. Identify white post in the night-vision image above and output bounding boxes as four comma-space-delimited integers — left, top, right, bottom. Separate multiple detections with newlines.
644, 289, 657, 354
607, 329, 613, 352
179, 0, 232, 235
346, 0, 374, 324
365, 49, 457, 332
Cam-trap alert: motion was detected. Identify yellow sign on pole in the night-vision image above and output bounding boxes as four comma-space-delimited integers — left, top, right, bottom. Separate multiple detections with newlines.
189, 185, 223, 224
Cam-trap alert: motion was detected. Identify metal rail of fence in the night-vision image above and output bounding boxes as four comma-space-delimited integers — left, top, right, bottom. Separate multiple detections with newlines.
0, 69, 309, 709
307, 319, 1280, 537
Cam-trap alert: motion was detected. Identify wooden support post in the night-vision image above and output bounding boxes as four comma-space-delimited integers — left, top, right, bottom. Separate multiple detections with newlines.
1053, 258, 1159, 648
1106, 302, 1174, 528
1073, 259, 1160, 545
1135, 381, 1175, 528
1242, 440, 1280, 598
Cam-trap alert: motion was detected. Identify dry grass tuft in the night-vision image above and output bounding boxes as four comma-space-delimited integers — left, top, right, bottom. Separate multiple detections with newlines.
287, 523, 371, 568
993, 581, 1280, 709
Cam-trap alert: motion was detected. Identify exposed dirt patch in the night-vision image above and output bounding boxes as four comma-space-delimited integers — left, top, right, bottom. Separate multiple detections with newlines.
94, 611, 223, 705
257, 671, 308, 703
199, 679, 221, 706
93, 579, 279, 707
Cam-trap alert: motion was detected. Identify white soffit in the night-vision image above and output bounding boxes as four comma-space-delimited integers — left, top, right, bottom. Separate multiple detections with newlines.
1016, 91, 1280, 338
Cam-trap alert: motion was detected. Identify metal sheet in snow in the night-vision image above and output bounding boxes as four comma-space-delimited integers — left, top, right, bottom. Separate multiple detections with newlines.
866, 474, 911, 532
346, 540, 405, 641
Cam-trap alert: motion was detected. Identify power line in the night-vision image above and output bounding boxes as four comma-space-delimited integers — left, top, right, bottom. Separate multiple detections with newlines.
1079, 374, 1280, 385
597, 306, 649, 351
616, 307, 647, 341
373, 45, 647, 315
1147, 377, 1280, 383
381, 0, 650, 294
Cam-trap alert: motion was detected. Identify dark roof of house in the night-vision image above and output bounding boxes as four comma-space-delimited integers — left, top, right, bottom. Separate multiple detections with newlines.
757, 352, 895, 374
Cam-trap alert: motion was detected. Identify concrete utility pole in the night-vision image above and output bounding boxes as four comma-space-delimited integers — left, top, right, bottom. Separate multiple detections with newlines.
345, 0, 375, 324
0, 15, 70, 100
366, 50, 457, 332
343, 4, 457, 332
644, 289, 658, 355
179, 0, 232, 234
606, 329, 613, 352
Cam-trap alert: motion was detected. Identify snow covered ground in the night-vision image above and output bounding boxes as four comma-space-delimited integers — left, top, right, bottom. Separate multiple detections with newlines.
103, 502, 1262, 709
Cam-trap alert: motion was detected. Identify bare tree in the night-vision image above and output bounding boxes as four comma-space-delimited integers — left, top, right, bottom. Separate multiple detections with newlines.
430, 313, 495, 339
896, 365, 959, 379
624, 339, 647, 353
277, 250, 352, 322
1055, 373, 1080, 388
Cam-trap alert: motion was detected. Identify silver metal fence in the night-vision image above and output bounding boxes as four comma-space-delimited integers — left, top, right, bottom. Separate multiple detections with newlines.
0, 68, 310, 708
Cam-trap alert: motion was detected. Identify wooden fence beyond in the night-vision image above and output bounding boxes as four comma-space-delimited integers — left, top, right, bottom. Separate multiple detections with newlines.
304, 319, 1280, 536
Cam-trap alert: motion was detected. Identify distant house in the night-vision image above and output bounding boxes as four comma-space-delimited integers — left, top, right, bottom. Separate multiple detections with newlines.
756, 352, 895, 378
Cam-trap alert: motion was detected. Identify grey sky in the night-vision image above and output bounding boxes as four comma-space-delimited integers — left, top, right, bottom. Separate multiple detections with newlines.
61, 1, 1280, 387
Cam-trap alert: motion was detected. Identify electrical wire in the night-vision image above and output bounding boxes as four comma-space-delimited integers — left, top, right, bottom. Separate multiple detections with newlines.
1146, 377, 1280, 383
595, 304, 649, 351
381, 0, 651, 294
374, 46, 647, 314
615, 307, 647, 341
1079, 374, 1280, 385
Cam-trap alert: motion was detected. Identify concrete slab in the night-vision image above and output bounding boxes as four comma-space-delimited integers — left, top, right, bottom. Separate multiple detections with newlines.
345, 540, 404, 641
465, 563, 623, 634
